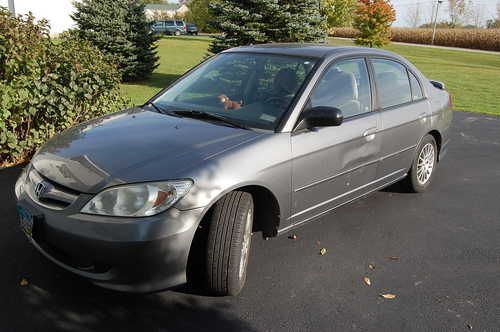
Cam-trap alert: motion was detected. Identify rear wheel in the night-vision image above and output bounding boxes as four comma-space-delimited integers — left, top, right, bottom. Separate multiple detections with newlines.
206, 191, 254, 296
403, 134, 438, 192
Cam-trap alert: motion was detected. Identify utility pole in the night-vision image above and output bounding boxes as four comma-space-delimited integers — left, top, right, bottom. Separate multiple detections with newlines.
431, 0, 443, 45
8, 0, 15, 15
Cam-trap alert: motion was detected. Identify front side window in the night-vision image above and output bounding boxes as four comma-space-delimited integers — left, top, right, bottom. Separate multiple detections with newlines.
310, 58, 372, 118
372, 59, 412, 109
175, 20, 184, 26
154, 53, 317, 130
165, 21, 175, 26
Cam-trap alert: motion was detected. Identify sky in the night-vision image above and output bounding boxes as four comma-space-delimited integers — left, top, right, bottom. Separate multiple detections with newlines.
0, 0, 497, 33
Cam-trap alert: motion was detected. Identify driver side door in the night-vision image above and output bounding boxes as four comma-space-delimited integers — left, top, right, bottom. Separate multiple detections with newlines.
289, 58, 382, 226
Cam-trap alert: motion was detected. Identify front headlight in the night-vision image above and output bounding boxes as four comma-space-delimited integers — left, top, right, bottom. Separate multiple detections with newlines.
81, 180, 193, 217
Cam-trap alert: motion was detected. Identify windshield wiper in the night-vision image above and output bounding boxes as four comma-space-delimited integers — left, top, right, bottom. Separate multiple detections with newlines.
172, 110, 250, 130
145, 101, 182, 117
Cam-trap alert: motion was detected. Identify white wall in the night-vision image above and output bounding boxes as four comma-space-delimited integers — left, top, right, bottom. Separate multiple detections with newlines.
0, 0, 76, 34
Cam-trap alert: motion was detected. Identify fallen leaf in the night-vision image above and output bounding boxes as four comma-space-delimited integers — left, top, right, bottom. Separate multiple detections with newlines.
363, 277, 371, 286
288, 234, 298, 240
466, 323, 472, 330
316, 240, 321, 246
319, 248, 327, 256
387, 256, 400, 261
380, 293, 396, 299
369, 264, 375, 270
20, 278, 29, 286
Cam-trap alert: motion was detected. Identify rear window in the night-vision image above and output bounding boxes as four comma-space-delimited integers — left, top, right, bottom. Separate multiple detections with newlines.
372, 59, 412, 109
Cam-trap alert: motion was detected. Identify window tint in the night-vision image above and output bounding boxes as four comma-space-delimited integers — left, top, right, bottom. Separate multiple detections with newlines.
372, 59, 411, 108
175, 20, 184, 26
409, 71, 424, 100
166, 21, 175, 26
310, 58, 371, 118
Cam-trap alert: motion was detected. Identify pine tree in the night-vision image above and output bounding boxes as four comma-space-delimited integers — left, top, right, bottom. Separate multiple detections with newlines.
208, 0, 326, 54
72, 0, 159, 82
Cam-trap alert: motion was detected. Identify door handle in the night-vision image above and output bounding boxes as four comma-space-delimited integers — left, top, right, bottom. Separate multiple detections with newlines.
363, 127, 377, 141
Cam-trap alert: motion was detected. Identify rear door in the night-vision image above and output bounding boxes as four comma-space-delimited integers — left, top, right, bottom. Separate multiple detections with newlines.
290, 58, 382, 226
369, 58, 431, 182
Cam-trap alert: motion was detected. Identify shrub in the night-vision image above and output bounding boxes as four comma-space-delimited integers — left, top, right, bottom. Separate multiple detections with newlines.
0, 8, 128, 167
322, 0, 357, 28
353, 0, 396, 47
330, 27, 500, 51
72, 0, 159, 82
208, 0, 326, 54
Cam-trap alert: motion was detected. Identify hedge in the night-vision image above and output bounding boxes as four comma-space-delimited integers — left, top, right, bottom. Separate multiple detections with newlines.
0, 8, 129, 167
330, 27, 500, 52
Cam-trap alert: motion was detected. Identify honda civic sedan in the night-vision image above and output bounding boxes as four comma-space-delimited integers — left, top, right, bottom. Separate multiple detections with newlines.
15, 44, 452, 296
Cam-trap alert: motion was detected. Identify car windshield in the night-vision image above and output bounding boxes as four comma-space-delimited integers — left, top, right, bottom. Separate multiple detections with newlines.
153, 52, 318, 130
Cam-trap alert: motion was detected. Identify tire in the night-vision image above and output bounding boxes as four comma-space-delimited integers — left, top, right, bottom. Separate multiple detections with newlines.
206, 191, 254, 296
402, 134, 438, 193
174, 30, 181, 36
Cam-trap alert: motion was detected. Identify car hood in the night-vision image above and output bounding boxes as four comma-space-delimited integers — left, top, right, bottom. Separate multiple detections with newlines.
32, 108, 263, 193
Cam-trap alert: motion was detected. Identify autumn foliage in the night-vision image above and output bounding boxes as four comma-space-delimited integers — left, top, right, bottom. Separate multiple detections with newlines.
353, 0, 396, 47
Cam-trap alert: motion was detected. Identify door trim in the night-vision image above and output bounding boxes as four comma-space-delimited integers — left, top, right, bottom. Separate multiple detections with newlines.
288, 168, 406, 220
279, 171, 407, 234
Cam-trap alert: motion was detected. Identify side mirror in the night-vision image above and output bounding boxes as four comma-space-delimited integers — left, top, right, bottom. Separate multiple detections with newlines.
297, 106, 344, 130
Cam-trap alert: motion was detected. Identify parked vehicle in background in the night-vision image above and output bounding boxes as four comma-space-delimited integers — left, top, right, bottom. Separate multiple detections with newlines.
186, 23, 199, 35
151, 20, 186, 35
14, 44, 452, 297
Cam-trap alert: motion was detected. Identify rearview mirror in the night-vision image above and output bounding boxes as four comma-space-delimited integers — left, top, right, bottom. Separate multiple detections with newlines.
297, 106, 344, 130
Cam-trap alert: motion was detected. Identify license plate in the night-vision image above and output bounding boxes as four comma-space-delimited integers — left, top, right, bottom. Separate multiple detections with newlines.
17, 205, 34, 237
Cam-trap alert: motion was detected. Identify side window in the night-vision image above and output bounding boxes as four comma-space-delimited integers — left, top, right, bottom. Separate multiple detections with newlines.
371, 59, 412, 109
310, 58, 372, 118
175, 20, 184, 26
409, 71, 424, 101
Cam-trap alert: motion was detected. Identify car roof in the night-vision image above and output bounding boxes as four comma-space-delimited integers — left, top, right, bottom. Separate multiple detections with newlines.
223, 43, 400, 60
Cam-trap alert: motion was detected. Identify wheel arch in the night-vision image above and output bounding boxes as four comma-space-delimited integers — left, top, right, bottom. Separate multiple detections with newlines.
197, 183, 282, 238
428, 129, 442, 161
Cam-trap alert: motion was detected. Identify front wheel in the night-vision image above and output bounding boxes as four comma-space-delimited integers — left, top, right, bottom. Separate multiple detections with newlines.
174, 30, 181, 36
403, 134, 438, 193
206, 191, 254, 296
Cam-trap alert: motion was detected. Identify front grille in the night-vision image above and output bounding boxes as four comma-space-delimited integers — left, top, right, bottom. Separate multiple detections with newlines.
25, 168, 80, 210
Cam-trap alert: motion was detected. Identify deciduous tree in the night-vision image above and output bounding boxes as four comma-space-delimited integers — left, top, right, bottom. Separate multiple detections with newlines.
353, 0, 396, 48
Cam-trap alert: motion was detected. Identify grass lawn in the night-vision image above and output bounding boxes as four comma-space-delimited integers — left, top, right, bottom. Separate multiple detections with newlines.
121, 36, 500, 115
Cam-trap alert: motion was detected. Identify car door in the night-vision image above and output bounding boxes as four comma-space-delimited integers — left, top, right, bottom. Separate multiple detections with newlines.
290, 57, 382, 225
370, 58, 431, 182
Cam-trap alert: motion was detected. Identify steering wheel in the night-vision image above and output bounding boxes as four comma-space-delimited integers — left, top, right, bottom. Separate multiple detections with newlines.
264, 96, 289, 107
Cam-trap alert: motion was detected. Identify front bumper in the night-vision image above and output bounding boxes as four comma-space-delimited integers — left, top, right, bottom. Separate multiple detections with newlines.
15, 173, 204, 293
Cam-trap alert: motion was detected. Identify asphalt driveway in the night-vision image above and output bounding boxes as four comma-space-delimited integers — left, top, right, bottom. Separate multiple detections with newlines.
1, 111, 499, 331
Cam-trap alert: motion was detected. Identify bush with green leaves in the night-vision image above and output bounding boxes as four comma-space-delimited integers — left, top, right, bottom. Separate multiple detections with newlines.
0, 8, 128, 166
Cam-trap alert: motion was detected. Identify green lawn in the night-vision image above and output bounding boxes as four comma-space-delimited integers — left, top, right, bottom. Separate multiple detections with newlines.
121, 36, 500, 115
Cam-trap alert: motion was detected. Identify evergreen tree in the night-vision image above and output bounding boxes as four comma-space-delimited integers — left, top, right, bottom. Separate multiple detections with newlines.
208, 0, 326, 54
72, 0, 159, 82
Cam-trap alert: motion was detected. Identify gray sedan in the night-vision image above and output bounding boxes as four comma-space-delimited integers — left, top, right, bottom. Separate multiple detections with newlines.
14, 44, 452, 296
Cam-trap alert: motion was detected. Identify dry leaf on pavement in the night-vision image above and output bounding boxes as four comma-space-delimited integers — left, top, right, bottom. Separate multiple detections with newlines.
380, 293, 396, 299
387, 256, 400, 261
319, 248, 327, 255
20, 278, 29, 286
363, 277, 371, 286
288, 234, 298, 240
369, 264, 375, 270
